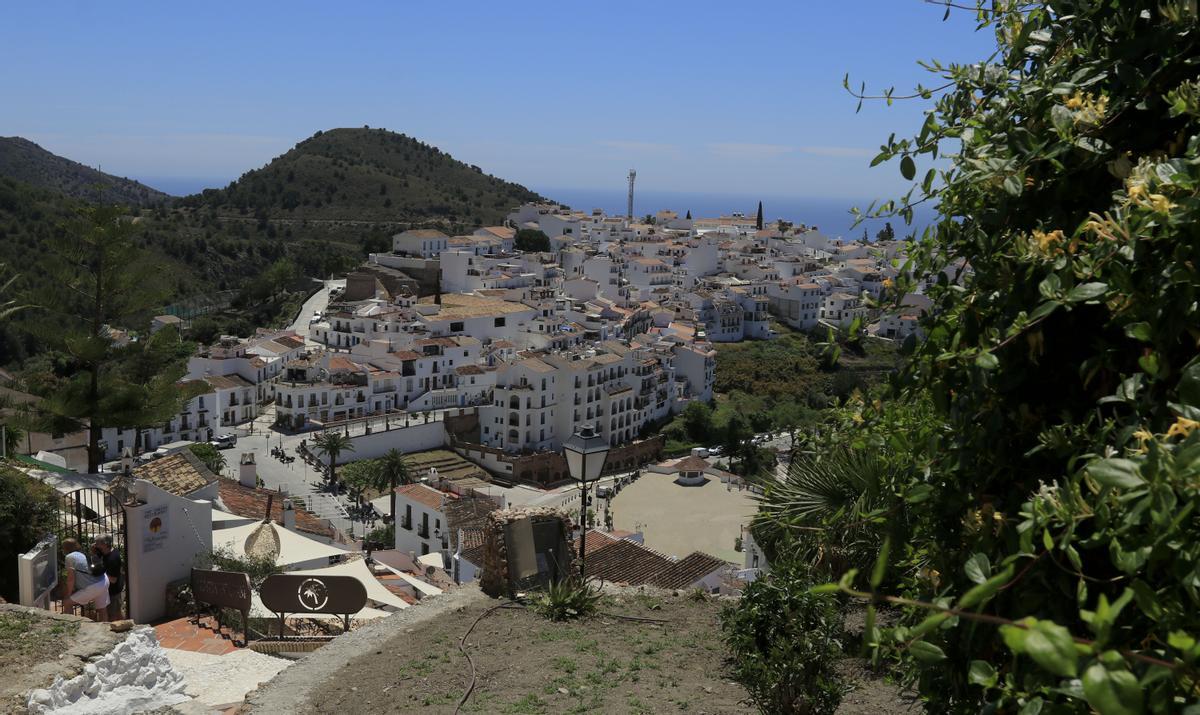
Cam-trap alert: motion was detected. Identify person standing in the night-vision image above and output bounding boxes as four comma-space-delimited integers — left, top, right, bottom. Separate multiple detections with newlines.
92, 535, 123, 621
61, 538, 109, 622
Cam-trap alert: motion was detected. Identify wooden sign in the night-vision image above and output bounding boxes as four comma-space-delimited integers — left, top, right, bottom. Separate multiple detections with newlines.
260, 574, 367, 633
191, 568, 251, 644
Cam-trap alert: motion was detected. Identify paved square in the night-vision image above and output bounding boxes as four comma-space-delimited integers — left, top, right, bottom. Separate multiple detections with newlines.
609, 473, 757, 563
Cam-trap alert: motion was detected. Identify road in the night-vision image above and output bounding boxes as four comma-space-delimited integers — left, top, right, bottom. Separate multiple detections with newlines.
289, 278, 344, 346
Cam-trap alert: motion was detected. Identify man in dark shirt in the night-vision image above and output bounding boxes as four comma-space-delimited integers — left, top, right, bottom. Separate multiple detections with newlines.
92, 535, 123, 620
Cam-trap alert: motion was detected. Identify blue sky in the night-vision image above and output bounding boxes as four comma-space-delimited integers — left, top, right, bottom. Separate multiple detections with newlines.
1, 1, 996, 200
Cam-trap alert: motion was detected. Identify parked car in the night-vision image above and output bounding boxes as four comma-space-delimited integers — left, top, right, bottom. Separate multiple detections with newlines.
310, 312, 321, 323
596, 485, 613, 499
211, 434, 237, 449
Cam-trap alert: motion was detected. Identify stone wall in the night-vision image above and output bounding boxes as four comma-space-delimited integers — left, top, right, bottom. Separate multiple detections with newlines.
452, 434, 667, 489
479, 507, 575, 598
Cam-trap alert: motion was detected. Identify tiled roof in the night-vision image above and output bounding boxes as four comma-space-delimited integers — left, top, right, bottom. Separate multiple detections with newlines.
133, 450, 216, 497
584, 539, 674, 586
671, 456, 711, 473
458, 527, 488, 566
204, 374, 254, 390
574, 529, 619, 556
650, 552, 728, 590
395, 483, 448, 511
216, 479, 335, 539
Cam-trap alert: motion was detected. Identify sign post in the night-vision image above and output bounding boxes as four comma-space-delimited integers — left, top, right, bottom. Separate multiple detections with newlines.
191, 568, 252, 646
260, 574, 367, 636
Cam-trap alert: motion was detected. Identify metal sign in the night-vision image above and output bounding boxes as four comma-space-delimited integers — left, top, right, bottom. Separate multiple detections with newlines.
260, 574, 367, 634
18, 534, 59, 608
191, 568, 251, 645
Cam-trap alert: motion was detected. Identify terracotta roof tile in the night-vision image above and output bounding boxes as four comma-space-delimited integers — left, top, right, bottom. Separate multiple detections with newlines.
650, 552, 728, 589
133, 450, 216, 497
583, 539, 674, 586
395, 483, 449, 511
216, 478, 335, 539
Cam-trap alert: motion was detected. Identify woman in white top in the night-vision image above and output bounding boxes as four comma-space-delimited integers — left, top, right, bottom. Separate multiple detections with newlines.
61, 538, 110, 622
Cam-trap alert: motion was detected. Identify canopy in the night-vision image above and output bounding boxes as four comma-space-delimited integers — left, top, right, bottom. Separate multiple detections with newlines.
213, 521, 350, 569
212, 510, 256, 527
376, 562, 443, 598
291, 559, 410, 610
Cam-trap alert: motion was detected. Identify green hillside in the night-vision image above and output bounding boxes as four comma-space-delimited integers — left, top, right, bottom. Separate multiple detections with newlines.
0, 137, 170, 207
181, 127, 545, 225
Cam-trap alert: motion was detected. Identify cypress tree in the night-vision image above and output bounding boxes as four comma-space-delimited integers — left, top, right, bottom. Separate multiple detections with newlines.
755, 201, 763, 230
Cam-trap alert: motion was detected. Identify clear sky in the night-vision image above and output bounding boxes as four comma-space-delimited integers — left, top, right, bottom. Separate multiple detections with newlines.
1, 1, 997, 200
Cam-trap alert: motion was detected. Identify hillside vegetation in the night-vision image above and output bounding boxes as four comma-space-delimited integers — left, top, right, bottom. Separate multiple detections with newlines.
0, 137, 170, 206
180, 127, 544, 225
0, 128, 549, 366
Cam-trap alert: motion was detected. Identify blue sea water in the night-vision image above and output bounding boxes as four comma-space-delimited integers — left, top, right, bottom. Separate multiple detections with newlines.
537, 188, 936, 241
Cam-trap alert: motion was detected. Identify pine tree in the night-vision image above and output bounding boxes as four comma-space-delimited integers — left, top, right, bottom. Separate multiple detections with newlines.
26, 204, 198, 472
755, 201, 764, 230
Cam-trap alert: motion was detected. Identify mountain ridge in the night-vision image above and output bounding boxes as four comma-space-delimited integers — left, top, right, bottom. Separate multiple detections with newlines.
0, 137, 171, 207
180, 127, 546, 225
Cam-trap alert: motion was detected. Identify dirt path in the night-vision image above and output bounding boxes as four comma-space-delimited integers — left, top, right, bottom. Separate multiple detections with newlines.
287, 592, 752, 714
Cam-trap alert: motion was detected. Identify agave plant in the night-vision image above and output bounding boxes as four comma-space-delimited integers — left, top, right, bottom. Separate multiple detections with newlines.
752, 447, 897, 580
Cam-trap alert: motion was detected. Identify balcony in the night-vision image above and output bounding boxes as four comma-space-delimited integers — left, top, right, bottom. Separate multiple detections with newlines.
417, 524, 430, 539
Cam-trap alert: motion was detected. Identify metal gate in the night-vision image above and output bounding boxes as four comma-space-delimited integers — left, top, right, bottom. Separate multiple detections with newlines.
51, 488, 128, 618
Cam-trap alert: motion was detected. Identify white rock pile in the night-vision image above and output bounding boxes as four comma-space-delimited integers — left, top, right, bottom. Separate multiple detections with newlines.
26, 626, 189, 714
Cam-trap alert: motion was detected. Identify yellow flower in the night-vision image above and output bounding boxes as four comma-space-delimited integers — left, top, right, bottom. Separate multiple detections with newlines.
1127, 183, 1146, 200
1132, 428, 1154, 453
1065, 91, 1085, 110
1148, 193, 1176, 213
1031, 229, 1064, 255
1166, 417, 1200, 439
881, 278, 894, 289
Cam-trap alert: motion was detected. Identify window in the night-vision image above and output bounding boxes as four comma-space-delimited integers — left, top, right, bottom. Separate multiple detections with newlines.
494, 317, 505, 328
450, 321, 465, 332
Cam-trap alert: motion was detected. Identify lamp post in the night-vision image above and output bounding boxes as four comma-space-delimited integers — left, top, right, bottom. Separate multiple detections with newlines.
563, 424, 609, 578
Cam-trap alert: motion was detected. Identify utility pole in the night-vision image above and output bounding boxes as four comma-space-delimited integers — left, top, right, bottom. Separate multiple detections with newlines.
626, 169, 636, 220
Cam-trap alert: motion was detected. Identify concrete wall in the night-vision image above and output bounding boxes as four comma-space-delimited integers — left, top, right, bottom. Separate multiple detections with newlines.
125, 480, 213, 624
347, 420, 444, 461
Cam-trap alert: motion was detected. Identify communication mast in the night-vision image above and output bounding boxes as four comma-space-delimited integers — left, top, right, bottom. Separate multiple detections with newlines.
626, 169, 636, 220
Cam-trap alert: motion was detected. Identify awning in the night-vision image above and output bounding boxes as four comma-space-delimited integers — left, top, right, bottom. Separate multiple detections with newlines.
213, 521, 350, 569
290, 559, 411, 610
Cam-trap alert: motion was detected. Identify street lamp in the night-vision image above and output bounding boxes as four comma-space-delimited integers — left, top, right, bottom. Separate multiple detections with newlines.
563, 424, 609, 578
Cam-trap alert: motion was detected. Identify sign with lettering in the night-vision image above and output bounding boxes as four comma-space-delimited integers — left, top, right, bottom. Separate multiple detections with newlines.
191, 568, 251, 613
191, 568, 251, 644
142, 504, 169, 553
260, 574, 367, 617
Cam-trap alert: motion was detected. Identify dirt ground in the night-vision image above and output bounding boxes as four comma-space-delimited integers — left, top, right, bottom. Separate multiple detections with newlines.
0, 610, 79, 675
304, 592, 754, 714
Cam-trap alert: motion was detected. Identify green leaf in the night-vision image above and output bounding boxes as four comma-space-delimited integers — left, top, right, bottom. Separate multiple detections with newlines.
1066, 282, 1108, 303
908, 640, 947, 663
905, 483, 934, 504
1179, 358, 1200, 406
1123, 322, 1152, 342
968, 659, 997, 686
870, 535, 891, 588
975, 351, 999, 370
1024, 620, 1079, 677
1138, 352, 1160, 377
1087, 458, 1145, 490
958, 564, 1014, 609
964, 553, 991, 585
808, 583, 840, 594
1003, 174, 1023, 196
1082, 664, 1143, 715
1038, 273, 1062, 300
900, 155, 916, 180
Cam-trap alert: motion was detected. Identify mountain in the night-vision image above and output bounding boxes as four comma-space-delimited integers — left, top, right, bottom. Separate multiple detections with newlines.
182, 127, 545, 225
0, 137, 171, 207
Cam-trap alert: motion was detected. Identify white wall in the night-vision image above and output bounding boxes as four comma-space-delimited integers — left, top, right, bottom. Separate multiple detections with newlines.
125, 480, 213, 624
345, 420, 444, 460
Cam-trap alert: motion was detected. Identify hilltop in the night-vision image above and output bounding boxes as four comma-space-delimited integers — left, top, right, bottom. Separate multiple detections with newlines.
0, 137, 170, 207
181, 127, 545, 225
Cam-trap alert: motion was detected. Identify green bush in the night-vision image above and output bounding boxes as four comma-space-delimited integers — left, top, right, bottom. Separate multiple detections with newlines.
721, 565, 844, 715
0, 464, 58, 602
798, 1, 1200, 712
533, 576, 601, 622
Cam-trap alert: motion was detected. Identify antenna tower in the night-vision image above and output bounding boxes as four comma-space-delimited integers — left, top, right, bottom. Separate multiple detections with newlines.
626, 169, 636, 220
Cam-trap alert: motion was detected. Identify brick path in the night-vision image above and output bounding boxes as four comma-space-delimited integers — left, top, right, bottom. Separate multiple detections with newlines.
153, 615, 241, 655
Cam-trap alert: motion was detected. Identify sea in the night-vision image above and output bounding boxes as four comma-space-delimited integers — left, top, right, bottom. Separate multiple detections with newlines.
535, 188, 936, 241
138, 178, 935, 241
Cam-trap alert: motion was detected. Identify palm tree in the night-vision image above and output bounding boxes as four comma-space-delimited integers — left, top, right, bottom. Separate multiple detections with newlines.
312, 431, 355, 487
375, 449, 411, 525
752, 448, 896, 579
0, 264, 33, 320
